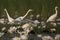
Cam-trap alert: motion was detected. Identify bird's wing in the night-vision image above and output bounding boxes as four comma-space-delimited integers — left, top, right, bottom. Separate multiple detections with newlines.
47, 14, 57, 22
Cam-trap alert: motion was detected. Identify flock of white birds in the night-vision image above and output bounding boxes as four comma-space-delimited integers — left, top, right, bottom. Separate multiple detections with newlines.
0, 6, 60, 40
0, 6, 60, 34
0, 6, 59, 25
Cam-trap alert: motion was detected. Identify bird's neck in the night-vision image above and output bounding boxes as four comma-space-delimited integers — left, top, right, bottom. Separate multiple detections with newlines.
23, 10, 30, 19
6, 12, 11, 19
6, 10, 14, 22
55, 9, 57, 15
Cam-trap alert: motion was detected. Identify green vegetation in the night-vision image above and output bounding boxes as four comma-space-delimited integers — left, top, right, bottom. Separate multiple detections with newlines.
0, 0, 59, 18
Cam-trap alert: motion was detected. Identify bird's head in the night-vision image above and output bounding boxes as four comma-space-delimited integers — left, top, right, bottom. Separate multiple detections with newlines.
4, 8, 7, 11
55, 6, 58, 10
28, 9, 33, 12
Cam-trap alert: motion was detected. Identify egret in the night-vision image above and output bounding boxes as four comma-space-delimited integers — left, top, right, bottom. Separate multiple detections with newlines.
4, 9, 14, 24
15, 9, 33, 22
4, 9, 33, 24
46, 6, 58, 22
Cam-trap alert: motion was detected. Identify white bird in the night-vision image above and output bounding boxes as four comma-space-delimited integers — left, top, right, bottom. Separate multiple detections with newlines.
47, 6, 58, 22
15, 9, 33, 21
4, 9, 14, 24
4, 9, 33, 24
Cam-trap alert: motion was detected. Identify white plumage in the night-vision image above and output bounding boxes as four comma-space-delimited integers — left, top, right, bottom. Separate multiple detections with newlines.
15, 9, 33, 21
47, 6, 58, 22
4, 9, 14, 24
4, 9, 33, 24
